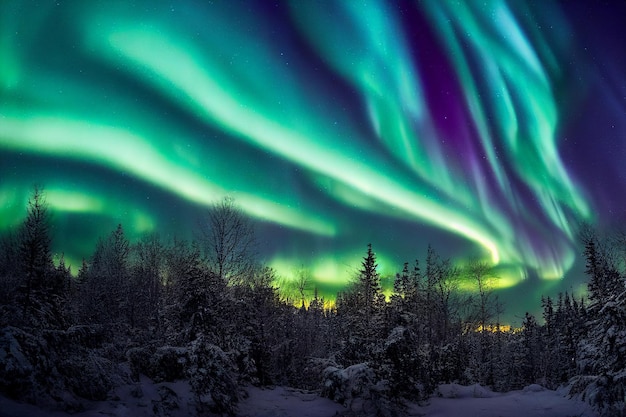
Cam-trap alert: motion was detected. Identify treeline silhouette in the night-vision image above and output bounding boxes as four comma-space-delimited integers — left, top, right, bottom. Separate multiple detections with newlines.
0, 188, 625, 416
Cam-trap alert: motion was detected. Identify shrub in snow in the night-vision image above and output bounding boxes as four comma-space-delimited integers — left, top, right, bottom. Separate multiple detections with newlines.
187, 334, 240, 415
65, 324, 106, 348
58, 350, 120, 401
322, 363, 398, 416
305, 357, 340, 391
127, 345, 153, 381
0, 326, 76, 406
522, 383, 545, 393
569, 374, 626, 417
0, 326, 124, 408
323, 364, 372, 405
437, 383, 495, 399
43, 327, 125, 402
0, 327, 35, 399
151, 385, 181, 417
383, 326, 423, 401
224, 333, 258, 385
152, 346, 188, 382
127, 345, 188, 383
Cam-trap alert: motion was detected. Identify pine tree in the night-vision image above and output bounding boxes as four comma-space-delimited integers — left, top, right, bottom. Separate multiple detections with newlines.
332, 245, 385, 365
239, 266, 283, 386
390, 262, 410, 325
519, 312, 541, 385
54, 253, 72, 322
424, 245, 437, 346
406, 259, 421, 308
357, 243, 384, 336
79, 224, 131, 326
17, 186, 65, 328
579, 232, 626, 409
558, 292, 581, 383
393, 262, 409, 298
583, 231, 623, 315
0, 232, 20, 325
164, 240, 219, 343
540, 295, 558, 386
75, 257, 98, 325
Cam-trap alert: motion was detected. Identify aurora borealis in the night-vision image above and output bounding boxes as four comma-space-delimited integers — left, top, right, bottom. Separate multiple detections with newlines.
1, 1, 625, 322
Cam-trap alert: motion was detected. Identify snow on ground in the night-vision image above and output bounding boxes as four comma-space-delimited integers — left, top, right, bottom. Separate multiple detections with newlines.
0, 378, 343, 417
0, 376, 197, 417
0, 381, 598, 417
238, 386, 344, 417
408, 383, 599, 417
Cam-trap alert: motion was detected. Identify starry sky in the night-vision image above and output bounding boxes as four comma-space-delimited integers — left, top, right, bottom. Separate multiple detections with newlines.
1, 0, 625, 323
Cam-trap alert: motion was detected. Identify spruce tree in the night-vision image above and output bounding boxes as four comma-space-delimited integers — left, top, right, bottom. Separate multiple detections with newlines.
582, 231, 622, 315
357, 243, 383, 335
520, 312, 541, 385
17, 186, 64, 328
0, 232, 20, 326
390, 262, 410, 325
540, 295, 558, 386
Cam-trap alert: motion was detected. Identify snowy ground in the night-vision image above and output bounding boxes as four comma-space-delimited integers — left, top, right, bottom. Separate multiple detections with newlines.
0, 380, 598, 417
411, 383, 598, 417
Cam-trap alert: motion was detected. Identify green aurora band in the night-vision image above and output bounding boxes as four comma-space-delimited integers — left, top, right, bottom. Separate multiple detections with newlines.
2, 0, 625, 319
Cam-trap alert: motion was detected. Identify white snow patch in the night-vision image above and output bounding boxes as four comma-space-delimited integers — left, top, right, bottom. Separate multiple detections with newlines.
437, 383, 497, 399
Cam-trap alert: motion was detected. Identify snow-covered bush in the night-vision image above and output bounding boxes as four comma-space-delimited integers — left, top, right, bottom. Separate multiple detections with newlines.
304, 357, 339, 391
128, 345, 188, 383
65, 324, 106, 348
151, 385, 181, 417
127, 345, 153, 381
323, 364, 371, 405
0, 327, 35, 399
58, 351, 120, 401
187, 334, 240, 415
383, 326, 424, 401
322, 363, 396, 415
437, 383, 496, 399
224, 333, 258, 385
152, 346, 188, 382
0, 326, 124, 407
568, 374, 626, 417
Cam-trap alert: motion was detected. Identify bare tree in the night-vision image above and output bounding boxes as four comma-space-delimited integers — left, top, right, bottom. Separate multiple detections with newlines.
130, 233, 164, 331
465, 259, 499, 377
423, 246, 463, 344
465, 259, 498, 332
433, 259, 462, 342
293, 265, 312, 308
201, 197, 256, 285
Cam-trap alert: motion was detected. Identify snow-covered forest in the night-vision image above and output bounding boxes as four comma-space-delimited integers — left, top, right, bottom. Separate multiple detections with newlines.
1, 189, 625, 416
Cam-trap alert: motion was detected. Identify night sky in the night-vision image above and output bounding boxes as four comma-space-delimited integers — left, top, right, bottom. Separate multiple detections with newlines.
1, 0, 625, 324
